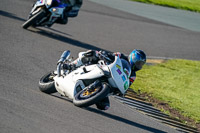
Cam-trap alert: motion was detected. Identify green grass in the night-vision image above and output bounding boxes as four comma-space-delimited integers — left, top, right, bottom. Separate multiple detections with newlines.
130, 59, 200, 123
131, 0, 200, 13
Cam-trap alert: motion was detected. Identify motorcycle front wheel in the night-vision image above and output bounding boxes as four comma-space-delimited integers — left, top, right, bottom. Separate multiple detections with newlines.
38, 71, 57, 94
22, 8, 46, 29
73, 82, 110, 107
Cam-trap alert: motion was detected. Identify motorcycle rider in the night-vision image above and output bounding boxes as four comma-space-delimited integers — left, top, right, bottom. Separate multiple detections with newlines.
64, 49, 146, 110
31, 0, 82, 25
57, 0, 83, 24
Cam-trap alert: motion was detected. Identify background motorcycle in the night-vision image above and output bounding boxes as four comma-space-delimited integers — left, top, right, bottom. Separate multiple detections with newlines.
38, 50, 131, 108
22, 0, 71, 29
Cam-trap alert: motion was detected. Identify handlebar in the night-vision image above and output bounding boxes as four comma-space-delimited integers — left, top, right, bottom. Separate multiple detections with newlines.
98, 51, 112, 62
57, 50, 70, 77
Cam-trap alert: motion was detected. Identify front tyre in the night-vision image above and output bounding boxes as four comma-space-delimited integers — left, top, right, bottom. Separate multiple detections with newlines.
73, 82, 110, 107
22, 9, 46, 29
39, 71, 57, 94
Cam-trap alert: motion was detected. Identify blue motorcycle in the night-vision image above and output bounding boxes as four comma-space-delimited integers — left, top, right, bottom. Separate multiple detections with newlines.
22, 0, 73, 29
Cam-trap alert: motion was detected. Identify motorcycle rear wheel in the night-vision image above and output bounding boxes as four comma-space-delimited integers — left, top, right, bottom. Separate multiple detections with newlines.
39, 71, 57, 94
22, 9, 46, 29
73, 82, 110, 107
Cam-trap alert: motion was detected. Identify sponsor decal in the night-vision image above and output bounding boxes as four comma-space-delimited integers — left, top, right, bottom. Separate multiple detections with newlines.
116, 69, 122, 75
122, 75, 126, 82
124, 81, 129, 90
123, 68, 129, 78
116, 64, 121, 69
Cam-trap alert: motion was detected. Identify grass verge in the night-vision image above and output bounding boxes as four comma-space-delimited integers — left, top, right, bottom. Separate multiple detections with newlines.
130, 59, 200, 127
131, 0, 200, 13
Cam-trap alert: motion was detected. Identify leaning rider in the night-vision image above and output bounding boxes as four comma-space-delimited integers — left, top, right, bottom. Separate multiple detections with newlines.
57, 0, 83, 24
64, 49, 146, 110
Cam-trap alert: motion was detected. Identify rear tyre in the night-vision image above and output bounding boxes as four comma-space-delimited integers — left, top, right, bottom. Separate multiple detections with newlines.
73, 82, 110, 107
39, 71, 57, 94
22, 9, 46, 29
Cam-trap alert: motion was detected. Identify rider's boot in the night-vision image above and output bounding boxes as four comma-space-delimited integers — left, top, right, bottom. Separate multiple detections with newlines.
96, 97, 110, 110
56, 12, 68, 24
67, 6, 80, 17
67, 0, 82, 17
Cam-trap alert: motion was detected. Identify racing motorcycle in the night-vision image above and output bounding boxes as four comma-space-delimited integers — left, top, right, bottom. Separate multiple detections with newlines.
22, 0, 72, 29
38, 50, 131, 108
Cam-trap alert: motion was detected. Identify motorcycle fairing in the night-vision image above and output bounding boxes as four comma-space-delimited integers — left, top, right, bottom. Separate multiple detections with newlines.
108, 56, 130, 94
48, 7, 65, 23
54, 64, 105, 99
72, 65, 105, 81
31, 0, 69, 24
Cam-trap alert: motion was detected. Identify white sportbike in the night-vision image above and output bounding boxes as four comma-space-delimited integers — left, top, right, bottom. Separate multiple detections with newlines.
39, 50, 131, 108
22, 0, 72, 29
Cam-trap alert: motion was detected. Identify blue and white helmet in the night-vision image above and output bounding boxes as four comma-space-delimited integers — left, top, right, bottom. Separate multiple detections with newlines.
128, 49, 146, 71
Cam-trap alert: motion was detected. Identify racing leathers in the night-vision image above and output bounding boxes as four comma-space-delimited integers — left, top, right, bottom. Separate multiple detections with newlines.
57, 0, 83, 24
65, 50, 136, 110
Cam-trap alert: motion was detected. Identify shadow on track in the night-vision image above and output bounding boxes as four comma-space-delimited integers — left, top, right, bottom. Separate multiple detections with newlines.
28, 27, 106, 51
0, 10, 26, 22
86, 107, 167, 133
47, 28, 73, 37
0, 9, 105, 51
49, 94, 166, 133
51, 94, 73, 103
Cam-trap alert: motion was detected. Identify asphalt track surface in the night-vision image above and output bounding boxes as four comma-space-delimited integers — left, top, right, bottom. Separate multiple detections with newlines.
0, 0, 199, 133
90, 0, 200, 32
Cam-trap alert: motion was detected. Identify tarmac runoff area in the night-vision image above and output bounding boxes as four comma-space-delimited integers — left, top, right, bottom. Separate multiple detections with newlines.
89, 0, 200, 32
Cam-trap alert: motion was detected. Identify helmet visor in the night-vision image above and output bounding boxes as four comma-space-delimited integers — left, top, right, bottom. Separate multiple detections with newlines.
135, 61, 145, 70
